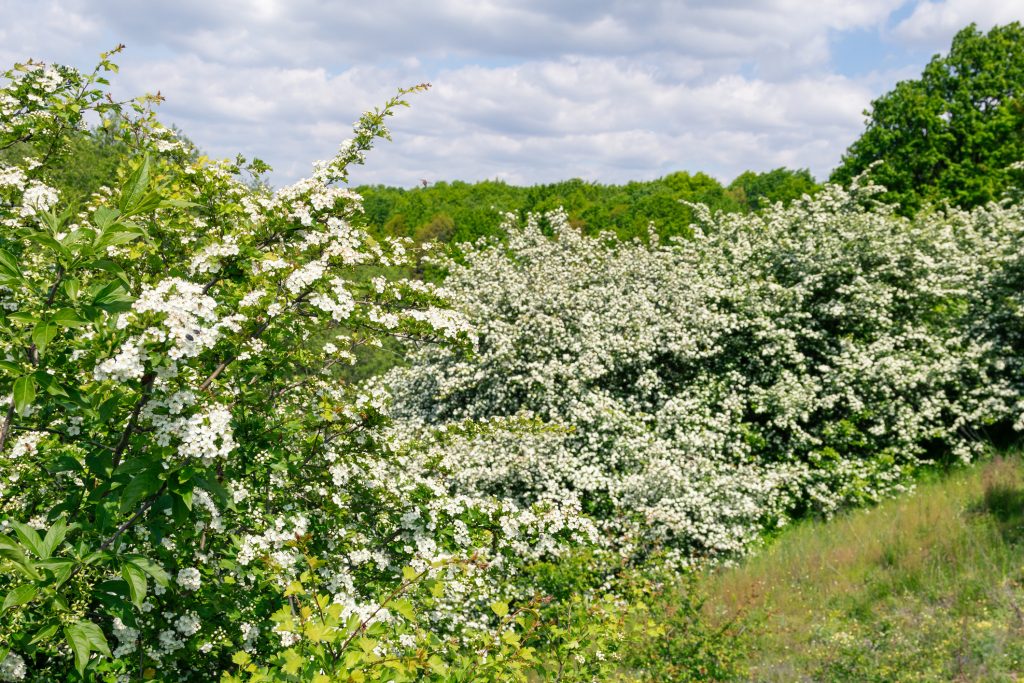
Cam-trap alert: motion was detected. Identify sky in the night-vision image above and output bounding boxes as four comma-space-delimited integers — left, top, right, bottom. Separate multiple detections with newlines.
1, 0, 1022, 187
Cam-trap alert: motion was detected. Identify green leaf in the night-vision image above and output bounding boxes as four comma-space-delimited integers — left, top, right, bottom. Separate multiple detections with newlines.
10, 520, 46, 559
37, 558, 74, 587
97, 395, 120, 424
86, 260, 131, 289
194, 475, 230, 509
1, 584, 37, 612
0, 249, 21, 279
282, 649, 303, 675
125, 556, 171, 587
119, 155, 151, 214
12, 375, 35, 415
90, 279, 134, 313
42, 518, 67, 557
64, 621, 110, 676
34, 371, 68, 397
96, 226, 145, 249
119, 469, 162, 514
52, 308, 87, 328
29, 623, 59, 645
75, 620, 111, 657
92, 206, 121, 230
490, 600, 509, 618
121, 562, 147, 608
0, 360, 20, 374
64, 624, 91, 676
5, 311, 36, 325
28, 232, 71, 261
391, 598, 416, 622
0, 534, 40, 579
31, 321, 58, 356
427, 654, 448, 675
62, 277, 80, 301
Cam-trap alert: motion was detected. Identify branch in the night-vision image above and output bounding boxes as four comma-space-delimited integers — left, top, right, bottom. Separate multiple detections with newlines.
111, 372, 155, 469
0, 403, 15, 452
66, 482, 167, 583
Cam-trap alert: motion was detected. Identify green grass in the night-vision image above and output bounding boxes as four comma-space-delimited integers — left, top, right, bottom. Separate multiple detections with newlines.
698, 454, 1024, 682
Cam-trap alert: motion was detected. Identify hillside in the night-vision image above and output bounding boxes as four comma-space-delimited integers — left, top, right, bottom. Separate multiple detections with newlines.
699, 455, 1024, 681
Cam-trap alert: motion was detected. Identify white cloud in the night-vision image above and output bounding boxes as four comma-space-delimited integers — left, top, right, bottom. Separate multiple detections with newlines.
97, 51, 875, 186
0, 0, 1017, 188
9, 0, 903, 77
892, 0, 1024, 45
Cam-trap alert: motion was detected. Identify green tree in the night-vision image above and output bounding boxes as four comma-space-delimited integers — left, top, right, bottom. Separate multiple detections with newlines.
727, 167, 819, 212
832, 22, 1024, 213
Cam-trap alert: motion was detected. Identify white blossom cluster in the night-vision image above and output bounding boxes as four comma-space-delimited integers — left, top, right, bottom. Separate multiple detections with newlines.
387, 190, 1024, 562
0, 653, 25, 682
0, 162, 60, 227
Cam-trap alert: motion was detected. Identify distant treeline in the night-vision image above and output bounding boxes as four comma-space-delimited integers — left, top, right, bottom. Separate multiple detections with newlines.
356, 167, 819, 244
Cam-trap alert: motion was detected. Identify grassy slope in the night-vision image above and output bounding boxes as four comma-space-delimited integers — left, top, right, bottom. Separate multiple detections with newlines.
699, 455, 1024, 682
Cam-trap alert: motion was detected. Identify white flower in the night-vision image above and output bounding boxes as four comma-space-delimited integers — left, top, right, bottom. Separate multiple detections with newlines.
177, 567, 202, 591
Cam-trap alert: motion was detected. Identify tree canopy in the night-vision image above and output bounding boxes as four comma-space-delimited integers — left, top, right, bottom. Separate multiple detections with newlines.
832, 22, 1024, 213
357, 167, 820, 245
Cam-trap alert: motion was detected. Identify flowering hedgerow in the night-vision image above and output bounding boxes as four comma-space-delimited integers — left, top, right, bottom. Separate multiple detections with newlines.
0, 51, 621, 682
385, 185, 1024, 565
2, 47, 1023, 683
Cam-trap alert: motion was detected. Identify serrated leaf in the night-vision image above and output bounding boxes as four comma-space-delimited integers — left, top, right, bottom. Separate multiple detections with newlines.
62, 277, 80, 301
5, 311, 35, 324
34, 371, 68, 397
427, 654, 448, 675
97, 228, 145, 249
391, 598, 416, 622
86, 259, 131, 289
194, 475, 230, 509
97, 395, 120, 424
28, 232, 71, 261
2, 584, 37, 612
92, 206, 121, 230
91, 279, 132, 308
37, 558, 74, 587
490, 600, 509, 618
282, 648, 303, 675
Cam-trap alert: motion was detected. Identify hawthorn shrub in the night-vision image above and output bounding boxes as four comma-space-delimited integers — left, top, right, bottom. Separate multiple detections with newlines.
385, 186, 1024, 565
0, 52, 647, 682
